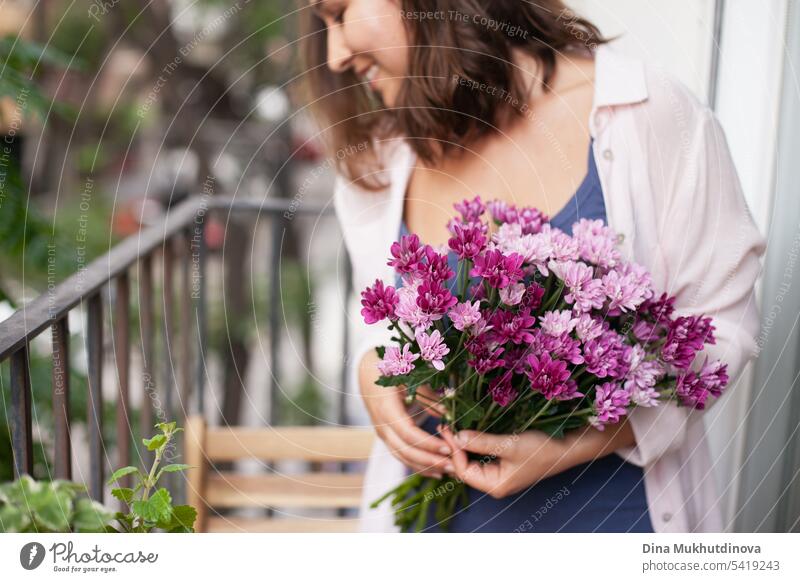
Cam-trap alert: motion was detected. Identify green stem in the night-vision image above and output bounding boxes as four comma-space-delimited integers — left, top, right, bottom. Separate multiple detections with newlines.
518, 398, 556, 433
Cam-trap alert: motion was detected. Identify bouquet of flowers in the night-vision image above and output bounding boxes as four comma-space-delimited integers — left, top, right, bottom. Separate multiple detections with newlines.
360, 196, 729, 532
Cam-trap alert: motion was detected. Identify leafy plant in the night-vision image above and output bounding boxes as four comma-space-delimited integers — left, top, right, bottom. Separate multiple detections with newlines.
0, 475, 113, 532
106, 421, 197, 533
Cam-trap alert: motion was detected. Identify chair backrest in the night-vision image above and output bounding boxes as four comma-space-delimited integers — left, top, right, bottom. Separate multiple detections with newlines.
184, 415, 376, 532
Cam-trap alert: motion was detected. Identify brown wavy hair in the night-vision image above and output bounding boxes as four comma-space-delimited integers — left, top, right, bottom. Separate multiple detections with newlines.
298, 0, 608, 190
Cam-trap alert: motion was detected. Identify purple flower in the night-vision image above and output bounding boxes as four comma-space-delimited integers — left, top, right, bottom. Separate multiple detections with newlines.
582, 330, 631, 379
549, 260, 605, 312
388, 234, 426, 275
675, 357, 729, 409
487, 200, 548, 234
466, 342, 507, 375
470, 249, 524, 289
589, 382, 631, 430
623, 345, 665, 407
454, 196, 486, 223
661, 315, 716, 369
415, 328, 450, 371
489, 373, 519, 407
449, 300, 482, 331
574, 313, 605, 342
377, 343, 419, 376
602, 263, 653, 313
416, 278, 458, 319
525, 352, 581, 400
360, 279, 399, 324
448, 221, 487, 260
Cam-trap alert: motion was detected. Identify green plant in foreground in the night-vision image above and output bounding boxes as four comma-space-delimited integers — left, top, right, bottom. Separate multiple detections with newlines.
0, 475, 113, 533
107, 422, 197, 533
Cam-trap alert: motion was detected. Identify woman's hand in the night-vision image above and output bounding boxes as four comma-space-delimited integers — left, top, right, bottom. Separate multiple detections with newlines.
359, 350, 453, 478
438, 420, 636, 499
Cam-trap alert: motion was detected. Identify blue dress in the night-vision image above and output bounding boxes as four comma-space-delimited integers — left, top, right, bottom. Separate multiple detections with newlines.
396, 140, 654, 532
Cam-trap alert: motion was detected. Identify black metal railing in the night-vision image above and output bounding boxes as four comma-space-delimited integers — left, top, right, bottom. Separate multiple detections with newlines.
0, 195, 350, 506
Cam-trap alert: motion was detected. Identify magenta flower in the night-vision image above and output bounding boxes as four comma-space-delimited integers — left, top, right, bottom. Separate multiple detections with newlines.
377, 343, 419, 376
582, 330, 631, 379
487, 308, 536, 345
415, 328, 450, 371
448, 300, 482, 331
661, 315, 716, 369
454, 196, 486, 223
416, 278, 458, 318
589, 382, 631, 430
466, 335, 506, 374
470, 249, 524, 289
486, 200, 547, 234
360, 279, 399, 324
525, 352, 581, 400
419, 246, 455, 283
489, 373, 519, 406
675, 357, 729, 409
388, 234, 426, 275
448, 221, 487, 260
520, 283, 545, 311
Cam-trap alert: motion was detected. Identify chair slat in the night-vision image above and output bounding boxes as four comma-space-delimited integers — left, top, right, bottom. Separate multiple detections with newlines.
206, 516, 359, 533
206, 472, 364, 508
205, 426, 375, 462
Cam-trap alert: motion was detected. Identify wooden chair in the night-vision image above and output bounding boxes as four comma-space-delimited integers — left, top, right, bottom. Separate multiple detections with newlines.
184, 415, 376, 532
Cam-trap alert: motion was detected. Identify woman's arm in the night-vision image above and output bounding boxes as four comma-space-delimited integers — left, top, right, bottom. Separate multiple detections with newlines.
438, 420, 636, 499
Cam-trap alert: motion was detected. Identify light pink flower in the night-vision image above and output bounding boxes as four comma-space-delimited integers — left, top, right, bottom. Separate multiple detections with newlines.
377, 343, 419, 376
449, 300, 482, 331
415, 328, 450, 371
539, 309, 578, 336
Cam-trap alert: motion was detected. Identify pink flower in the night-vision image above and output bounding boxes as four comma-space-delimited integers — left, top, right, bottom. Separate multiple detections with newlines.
538, 309, 578, 336
550, 260, 606, 312
415, 328, 450, 371
589, 382, 631, 430
470, 249, 525, 289
377, 343, 419, 376
449, 300, 482, 331
572, 218, 622, 269
394, 286, 435, 331
602, 263, 653, 313
499, 282, 526, 306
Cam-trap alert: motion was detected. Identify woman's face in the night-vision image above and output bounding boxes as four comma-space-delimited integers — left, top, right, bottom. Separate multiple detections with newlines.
311, 0, 409, 107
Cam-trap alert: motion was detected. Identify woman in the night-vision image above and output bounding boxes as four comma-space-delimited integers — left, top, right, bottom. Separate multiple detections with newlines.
300, 0, 766, 532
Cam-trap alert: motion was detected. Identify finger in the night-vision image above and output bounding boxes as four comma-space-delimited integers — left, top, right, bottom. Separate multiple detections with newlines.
453, 429, 510, 457
440, 427, 497, 493
395, 418, 453, 456
384, 428, 452, 473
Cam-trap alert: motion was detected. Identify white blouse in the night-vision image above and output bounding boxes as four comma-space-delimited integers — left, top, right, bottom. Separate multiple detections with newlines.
333, 43, 767, 532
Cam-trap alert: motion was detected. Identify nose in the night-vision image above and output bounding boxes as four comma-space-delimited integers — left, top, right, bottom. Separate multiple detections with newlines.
326, 24, 353, 73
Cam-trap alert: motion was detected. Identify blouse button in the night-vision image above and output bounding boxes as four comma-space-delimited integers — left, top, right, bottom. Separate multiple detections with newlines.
603, 148, 614, 161
662, 512, 672, 522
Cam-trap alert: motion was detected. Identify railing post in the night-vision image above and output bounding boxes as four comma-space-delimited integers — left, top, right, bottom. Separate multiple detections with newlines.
10, 344, 33, 478
268, 212, 282, 425
139, 253, 155, 468
113, 272, 132, 497
86, 292, 104, 501
193, 211, 207, 418
52, 317, 72, 481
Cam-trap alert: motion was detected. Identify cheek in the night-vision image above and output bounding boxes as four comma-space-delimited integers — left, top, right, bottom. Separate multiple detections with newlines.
346, 0, 408, 74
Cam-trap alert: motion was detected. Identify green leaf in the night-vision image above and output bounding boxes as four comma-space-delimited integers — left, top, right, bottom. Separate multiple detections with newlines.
142, 434, 167, 451
132, 488, 172, 523
155, 421, 176, 434
375, 346, 386, 359
31, 487, 72, 532
155, 464, 192, 482
0, 503, 28, 533
157, 504, 197, 532
106, 466, 141, 485
459, 405, 484, 428
72, 498, 113, 533
375, 374, 412, 387
111, 488, 136, 504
